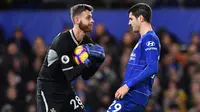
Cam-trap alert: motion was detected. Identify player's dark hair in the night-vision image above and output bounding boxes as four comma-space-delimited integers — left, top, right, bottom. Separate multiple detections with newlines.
70, 4, 94, 23
128, 3, 152, 23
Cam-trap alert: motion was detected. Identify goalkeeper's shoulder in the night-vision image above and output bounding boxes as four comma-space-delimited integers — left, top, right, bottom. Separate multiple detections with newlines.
82, 35, 94, 44
52, 31, 72, 46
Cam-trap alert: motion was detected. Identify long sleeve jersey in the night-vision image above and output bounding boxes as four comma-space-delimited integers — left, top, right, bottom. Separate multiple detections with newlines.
122, 30, 161, 106
37, 29, 101, 102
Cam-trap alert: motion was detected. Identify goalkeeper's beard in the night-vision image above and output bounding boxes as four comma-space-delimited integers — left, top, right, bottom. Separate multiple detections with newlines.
79, 21, 92, 33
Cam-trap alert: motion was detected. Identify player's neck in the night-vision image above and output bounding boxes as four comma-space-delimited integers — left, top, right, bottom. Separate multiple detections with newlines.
139, 22, 153, 37
72, 26, 85, 42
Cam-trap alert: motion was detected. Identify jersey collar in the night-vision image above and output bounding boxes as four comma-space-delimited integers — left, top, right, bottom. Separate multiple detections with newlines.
69, 29, 83, 46
69, 29, 79, 46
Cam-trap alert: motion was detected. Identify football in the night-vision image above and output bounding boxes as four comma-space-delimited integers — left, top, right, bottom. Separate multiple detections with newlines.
74, 45, 89, 65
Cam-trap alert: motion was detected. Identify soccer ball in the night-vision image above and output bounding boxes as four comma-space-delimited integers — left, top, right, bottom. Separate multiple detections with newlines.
74, 45, 89, 65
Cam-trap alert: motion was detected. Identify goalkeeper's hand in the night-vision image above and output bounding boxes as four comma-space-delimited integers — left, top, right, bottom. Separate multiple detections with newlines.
83, 58, 92, 68
84, 44, 105, 59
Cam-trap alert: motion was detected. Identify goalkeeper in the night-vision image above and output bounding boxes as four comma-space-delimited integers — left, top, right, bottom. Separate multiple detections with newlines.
36, 4, 105, 112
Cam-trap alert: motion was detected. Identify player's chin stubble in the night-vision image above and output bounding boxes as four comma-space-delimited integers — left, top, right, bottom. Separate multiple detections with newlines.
79, 21, 92, 32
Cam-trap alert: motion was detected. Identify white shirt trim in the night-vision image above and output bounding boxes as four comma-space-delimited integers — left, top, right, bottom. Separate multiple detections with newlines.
62, 66, 74, 71
41, 91, 49, 112
69, 30, 79, 45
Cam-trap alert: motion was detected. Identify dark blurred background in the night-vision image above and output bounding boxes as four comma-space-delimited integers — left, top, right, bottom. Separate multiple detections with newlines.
1, 0, 200, 112
1, 0, 200, 9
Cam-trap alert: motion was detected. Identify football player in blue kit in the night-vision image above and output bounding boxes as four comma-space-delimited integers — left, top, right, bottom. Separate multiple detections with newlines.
107, 3, 161, 112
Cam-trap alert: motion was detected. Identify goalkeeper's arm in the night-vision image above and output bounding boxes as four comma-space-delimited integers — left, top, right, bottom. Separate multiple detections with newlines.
64, 44, 105, 81
81, 44, 105, 80
81, 57, 104, 80
63, 64, 89, 82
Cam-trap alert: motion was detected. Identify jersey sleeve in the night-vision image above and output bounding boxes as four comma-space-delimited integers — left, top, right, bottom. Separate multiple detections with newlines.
143, 35, 160, 63
81, 64, 100, 80
125, 35, 160, 88
80, 35, 104, 80
81, 56, 105, 80
54, 33, 88, 82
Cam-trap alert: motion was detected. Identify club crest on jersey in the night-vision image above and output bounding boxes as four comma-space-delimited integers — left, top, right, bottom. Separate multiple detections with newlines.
61, 55, 70, 64
146, 41, 155, 46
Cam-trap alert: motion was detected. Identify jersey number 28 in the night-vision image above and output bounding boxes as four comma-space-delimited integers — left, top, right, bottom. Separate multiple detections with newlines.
70, 95, 83, 110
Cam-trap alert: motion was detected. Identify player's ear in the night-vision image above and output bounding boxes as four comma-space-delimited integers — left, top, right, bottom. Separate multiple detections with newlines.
74, 16, 80, 24
138, 15, 144, 22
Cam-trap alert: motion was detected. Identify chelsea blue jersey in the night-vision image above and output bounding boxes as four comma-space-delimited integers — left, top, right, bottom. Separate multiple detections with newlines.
122, 30, 161, 106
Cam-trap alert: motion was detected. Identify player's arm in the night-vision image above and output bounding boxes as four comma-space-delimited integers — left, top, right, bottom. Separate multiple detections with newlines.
125, 36, 160, 88
59, 56, 88, 83
81, 36, 105, 80
81, 56, 105, 80
55, 34, 88, 82
63, 64, 88, 82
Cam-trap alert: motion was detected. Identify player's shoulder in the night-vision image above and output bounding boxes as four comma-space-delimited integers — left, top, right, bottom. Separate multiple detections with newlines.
50, 30, 72, 49
61, 30, 71, 37
54, 30, 74, 42
57, 30, 72, 41
142, 31, 159, 43
81, 35, 94, 44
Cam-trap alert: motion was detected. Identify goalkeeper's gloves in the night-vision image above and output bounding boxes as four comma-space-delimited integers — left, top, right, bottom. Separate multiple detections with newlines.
83, 58, 92, 68
84, 44, 105, 59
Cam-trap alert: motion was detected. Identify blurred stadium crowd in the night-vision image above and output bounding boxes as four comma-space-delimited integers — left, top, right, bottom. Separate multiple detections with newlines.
1, 1, 200, 112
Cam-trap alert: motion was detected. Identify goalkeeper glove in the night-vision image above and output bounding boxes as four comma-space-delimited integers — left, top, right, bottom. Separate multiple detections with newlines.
84, 44, 105, 59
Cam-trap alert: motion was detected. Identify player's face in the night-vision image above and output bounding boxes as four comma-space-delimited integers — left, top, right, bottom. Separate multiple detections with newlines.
128, 12, 140, 33
79, 10, 94, 33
